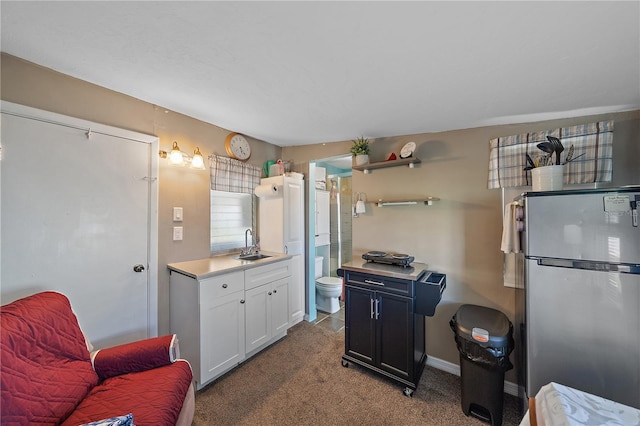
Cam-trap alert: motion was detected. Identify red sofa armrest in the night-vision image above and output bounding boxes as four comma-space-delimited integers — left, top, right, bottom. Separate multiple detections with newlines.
91, 334, 180, 380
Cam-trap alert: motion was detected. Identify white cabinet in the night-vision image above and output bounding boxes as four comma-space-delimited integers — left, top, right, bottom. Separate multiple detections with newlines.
199, 274, 245, 385
258, 175, 305, 255
283, 177, 305, 255
169, 258, 291, 390
170, 270, 245, 389
315, 190, 330, 247
245, 277, 289, 354
244, 260, 291, 355
257, 175, 306, 325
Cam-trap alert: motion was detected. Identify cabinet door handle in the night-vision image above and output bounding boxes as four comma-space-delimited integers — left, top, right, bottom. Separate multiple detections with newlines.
375, 299, 380, 320
222, 284, 228, 288
273, 289, 277, 294
240, 299, 245, 304
364, 279, 384, 286
370, 298, 374, 319
268, 291, 272, 295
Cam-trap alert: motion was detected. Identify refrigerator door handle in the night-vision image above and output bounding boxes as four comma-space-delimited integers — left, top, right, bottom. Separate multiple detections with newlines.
534, 257, 640, 274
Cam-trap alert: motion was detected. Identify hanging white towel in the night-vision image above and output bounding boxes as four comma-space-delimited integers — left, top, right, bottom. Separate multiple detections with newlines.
501, 201, 521, 254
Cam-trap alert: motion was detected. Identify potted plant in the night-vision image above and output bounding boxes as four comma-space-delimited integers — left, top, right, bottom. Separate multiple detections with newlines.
351, 136, 370, 166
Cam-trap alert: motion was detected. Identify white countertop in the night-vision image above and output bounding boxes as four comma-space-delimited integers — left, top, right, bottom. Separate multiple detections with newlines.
167, 251, 292, 280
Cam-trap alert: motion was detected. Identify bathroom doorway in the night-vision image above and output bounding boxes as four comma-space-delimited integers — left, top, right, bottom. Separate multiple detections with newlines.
307, 155, 352, 324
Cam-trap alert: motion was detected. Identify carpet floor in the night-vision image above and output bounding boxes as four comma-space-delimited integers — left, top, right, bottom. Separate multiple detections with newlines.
193, 321, 523, 425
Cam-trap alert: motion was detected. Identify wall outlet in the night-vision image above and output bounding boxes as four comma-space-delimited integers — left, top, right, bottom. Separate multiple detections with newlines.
173, 226, 183, 241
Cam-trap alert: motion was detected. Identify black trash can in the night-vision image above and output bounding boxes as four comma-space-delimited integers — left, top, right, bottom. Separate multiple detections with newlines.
450, 304, 514, 426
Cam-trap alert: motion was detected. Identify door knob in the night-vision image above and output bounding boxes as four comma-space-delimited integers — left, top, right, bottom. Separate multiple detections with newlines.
133, 264, 145, 273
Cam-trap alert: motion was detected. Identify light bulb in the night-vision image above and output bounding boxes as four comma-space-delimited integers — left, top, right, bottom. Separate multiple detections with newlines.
169, 141, 184, 166
191, 147, 205, 170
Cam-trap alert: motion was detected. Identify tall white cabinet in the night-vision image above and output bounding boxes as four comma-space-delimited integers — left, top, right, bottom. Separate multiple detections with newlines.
315, 190, 330, 247
257, 174, 306, 325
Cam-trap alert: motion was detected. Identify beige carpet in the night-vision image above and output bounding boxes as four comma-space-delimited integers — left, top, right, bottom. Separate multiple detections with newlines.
193, 321, 522, 426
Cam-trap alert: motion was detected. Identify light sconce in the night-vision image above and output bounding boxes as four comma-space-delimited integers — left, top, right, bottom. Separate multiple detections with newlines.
190, 147, 205, 170
169, 141, 184, 165
353, 192, 367, 217
159, 141, 206, 170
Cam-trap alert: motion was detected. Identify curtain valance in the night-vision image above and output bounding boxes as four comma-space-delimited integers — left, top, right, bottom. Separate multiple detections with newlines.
210, 155, 261, 194
487, 121, 614, 189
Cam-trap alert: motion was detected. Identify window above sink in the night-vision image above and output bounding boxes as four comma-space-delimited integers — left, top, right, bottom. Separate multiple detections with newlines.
210, 190, 256, 255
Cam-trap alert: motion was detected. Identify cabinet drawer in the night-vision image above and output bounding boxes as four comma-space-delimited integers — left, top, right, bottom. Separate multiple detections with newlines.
343, 270, 413, 297
200, 271, 245, 301
245, 260, 291, 290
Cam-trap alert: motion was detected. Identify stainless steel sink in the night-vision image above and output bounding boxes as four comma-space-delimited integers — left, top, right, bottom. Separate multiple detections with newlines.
234, 254, 272, 261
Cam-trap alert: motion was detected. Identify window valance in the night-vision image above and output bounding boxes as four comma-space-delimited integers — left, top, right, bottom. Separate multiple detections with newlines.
210, 155, 261, 194
487, 121, 613, 189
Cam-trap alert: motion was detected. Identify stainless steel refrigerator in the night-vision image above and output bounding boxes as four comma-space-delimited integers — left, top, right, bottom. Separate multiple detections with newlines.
515, 186, 640, 409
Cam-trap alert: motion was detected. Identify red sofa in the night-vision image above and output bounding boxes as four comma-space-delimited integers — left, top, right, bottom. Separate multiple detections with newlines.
1, 291, 195, 426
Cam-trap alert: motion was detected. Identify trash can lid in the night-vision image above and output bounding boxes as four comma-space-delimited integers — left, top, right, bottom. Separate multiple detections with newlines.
452, 304, 512, 348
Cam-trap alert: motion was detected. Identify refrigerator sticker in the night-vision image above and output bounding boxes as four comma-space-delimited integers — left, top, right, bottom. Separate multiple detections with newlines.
603, 195, 630, 212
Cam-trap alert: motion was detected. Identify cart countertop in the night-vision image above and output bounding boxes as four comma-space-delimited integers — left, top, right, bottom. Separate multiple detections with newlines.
339, 259, 428, 281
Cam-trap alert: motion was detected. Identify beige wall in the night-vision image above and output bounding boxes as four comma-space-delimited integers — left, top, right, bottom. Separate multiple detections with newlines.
284, 111, 639, 378
1, 53, 282, 335
3, 52, 639, 378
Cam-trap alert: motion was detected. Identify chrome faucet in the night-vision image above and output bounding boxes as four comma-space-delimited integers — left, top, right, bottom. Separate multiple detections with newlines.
242, 228, 255, 256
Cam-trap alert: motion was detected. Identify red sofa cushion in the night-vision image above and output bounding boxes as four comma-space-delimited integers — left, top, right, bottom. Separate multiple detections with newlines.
61, 360, 193, 426
1, 291, 99, 425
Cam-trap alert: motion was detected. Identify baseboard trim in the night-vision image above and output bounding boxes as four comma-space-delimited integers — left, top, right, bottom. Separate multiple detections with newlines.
426, 356, 518, 397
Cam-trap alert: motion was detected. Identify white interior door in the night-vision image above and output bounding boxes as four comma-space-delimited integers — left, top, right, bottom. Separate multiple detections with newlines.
0, 102, 158, 348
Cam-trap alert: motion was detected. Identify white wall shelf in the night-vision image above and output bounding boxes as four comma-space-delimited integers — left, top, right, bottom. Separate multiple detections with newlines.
352, 157, 421, 174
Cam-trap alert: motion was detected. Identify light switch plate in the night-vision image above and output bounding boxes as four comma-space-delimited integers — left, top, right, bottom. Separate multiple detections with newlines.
173, 207, 183, 222
173, 226, 183, 241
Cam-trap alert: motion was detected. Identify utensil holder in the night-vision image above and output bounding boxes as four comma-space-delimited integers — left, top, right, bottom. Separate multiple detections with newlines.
531, 165, 564, 191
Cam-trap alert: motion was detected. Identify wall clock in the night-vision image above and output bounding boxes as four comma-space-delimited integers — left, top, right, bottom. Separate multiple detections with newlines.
400, 141, 416, 159
225, 132, 251, 161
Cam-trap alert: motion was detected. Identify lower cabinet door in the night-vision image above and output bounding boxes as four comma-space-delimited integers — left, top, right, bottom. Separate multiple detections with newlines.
246, 278, 290, 354
377, 292, 413, 380
288, 255, 305, 325
200, 290, 246, 384
345, 285, 375, 364
271, 277, 290, 336
245, 284, 271, 353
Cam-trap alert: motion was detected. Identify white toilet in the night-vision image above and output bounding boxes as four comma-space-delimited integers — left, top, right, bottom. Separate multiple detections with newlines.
315, 256, 343, 314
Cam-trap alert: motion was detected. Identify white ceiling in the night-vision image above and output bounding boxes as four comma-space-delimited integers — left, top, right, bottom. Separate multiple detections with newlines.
2, 1, 639, 147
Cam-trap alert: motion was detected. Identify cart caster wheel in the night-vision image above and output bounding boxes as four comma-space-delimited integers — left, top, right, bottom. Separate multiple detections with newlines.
403, 387, 414, 397
341, 359, 349, 368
